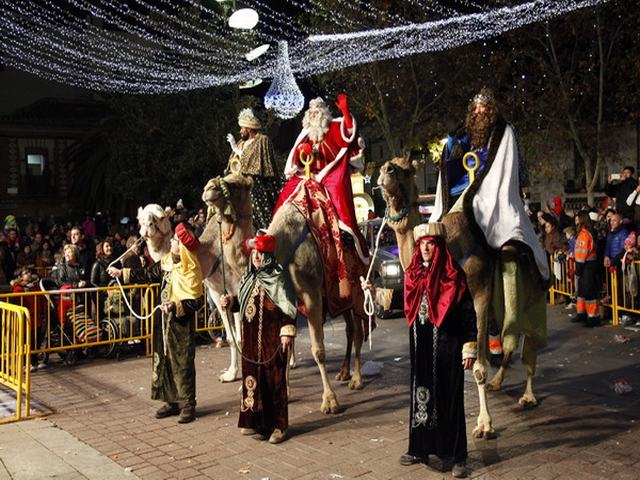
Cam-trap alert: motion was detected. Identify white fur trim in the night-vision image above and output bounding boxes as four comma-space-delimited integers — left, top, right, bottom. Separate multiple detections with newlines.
337, 220, 369, 264
339, 115, 357, 143
285, 118, 356, 183
462, 341, 477, 359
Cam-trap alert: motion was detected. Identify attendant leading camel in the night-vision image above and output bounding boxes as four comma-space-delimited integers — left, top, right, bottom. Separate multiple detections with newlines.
137, 185, 251, 383
378, 156, 545, 439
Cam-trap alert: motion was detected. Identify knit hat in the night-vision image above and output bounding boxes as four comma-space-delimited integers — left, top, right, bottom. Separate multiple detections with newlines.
625, 232, 637, 247
238, 108, 261, 130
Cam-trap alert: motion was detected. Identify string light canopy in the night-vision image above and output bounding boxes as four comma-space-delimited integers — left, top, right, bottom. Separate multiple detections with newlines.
0, 0, 612, 95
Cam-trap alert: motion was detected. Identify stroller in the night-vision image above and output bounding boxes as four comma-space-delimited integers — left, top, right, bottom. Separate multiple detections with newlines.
102, 280, 146, 359
38, 278, 119, 365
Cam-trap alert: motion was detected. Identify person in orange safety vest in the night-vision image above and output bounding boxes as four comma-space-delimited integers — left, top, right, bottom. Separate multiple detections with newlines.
573, 211, 600, 327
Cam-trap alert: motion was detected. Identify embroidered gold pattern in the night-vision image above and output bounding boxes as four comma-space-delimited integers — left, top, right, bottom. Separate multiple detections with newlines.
241, 375, 257, 412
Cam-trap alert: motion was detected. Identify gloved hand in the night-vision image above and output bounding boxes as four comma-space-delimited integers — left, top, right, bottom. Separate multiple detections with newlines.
335, 93, 353, 130
298, 142, 312, 158
226, 133, 242, 156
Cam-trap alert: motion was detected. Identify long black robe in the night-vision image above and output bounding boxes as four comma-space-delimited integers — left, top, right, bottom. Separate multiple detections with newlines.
128, 261, 203, 406
408, 290, 477, 463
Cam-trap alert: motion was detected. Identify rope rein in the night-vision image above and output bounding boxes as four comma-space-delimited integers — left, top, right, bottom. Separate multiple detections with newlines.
360, 216, 388, 350
217, 221, 284, 366
108, 237, 163, 321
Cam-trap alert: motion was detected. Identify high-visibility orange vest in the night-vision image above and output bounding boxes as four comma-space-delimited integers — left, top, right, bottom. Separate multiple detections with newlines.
575, 226, 597, 263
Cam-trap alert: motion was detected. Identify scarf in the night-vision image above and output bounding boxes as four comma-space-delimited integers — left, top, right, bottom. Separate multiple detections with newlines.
238, 253, 298, 321
403, 236, 467, 327
161, 243, 203, 304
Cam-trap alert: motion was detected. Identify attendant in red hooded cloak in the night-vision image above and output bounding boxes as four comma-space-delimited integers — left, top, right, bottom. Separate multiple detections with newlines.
400, 222, 477, 478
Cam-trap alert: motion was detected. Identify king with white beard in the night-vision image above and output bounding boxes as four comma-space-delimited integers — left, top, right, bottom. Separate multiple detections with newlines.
274, 94, 368, 262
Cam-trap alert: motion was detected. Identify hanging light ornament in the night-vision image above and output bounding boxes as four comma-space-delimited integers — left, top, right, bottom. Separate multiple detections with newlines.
264, 41, 305, 119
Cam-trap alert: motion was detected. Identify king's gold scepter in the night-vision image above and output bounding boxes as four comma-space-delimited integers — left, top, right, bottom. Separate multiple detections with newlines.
462, 152, 480, 184
299, 150, 314, 180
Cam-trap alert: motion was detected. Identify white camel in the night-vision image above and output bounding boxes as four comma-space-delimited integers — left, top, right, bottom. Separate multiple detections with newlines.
137, 198, 249, 383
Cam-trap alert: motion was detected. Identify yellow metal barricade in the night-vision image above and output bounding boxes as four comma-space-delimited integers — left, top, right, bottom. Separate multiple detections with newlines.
548, 252, 637, 327
0, 284, 157, 360
0, 302, 31, 423
548, 253, 576, 305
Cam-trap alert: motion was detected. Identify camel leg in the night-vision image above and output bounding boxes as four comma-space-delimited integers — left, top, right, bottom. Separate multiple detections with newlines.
304, 293, 339, 414
487, 349, 513, 392
219, 308, 241, 383
335, 312, 354, 382
470, 289, 496, 440
348, 314, 364, 390
286, 346, 293, 399
518, 335, 538, 408
289, 337, 297, 369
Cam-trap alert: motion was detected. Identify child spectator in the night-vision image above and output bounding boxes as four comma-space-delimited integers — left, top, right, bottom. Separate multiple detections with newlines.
563, 226, 577, 256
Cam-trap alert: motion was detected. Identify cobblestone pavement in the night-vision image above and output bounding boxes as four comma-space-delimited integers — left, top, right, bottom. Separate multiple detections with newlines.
15, 305, 640, 479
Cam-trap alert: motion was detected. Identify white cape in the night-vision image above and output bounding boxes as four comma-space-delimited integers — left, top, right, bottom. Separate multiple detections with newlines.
431, 124, 549, 281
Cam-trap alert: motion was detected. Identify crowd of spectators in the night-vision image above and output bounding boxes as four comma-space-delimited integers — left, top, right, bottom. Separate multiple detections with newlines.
0, 203, 208, 292
537, 166, 640, 326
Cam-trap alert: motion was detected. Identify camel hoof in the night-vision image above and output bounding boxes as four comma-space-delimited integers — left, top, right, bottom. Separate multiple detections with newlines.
335, 370, 351, 382
486, 381, 502, 392
518, 395, 538, 409
348, 377, 364, 390
320, 395, 340, 414
219, 370, 240, 383
472, 425, 496, 439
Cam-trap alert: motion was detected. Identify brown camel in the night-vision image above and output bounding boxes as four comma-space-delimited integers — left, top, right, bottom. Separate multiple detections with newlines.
378, 156, 545, 439
203, 175, 368, 409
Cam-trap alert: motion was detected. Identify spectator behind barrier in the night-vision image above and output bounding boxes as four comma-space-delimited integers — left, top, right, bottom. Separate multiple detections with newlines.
52, 244, 87, 289
604, 213, 628, 268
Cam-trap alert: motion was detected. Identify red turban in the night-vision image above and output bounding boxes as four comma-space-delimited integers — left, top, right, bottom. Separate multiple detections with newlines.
245, 234, 276, 253
175, 223, 200, 252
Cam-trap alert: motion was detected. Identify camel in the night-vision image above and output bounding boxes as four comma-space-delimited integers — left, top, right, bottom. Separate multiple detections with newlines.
137, 190, 251, 383
378, 156, 546, 439
202, 173, 369, 414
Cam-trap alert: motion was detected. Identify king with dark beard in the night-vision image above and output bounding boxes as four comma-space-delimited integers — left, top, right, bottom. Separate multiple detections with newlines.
431, 88, 549, 285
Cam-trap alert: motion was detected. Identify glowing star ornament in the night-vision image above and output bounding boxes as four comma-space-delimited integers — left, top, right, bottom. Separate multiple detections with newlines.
264, 41, 305, 119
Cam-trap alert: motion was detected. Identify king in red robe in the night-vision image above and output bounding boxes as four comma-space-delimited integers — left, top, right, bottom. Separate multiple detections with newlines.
273, 94, 369, 263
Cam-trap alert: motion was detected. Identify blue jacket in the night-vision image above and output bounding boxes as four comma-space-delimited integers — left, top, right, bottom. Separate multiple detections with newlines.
604, 227, 629, 262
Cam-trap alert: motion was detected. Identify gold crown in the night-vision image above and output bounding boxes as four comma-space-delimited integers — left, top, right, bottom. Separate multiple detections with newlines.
413, 222, 447, 240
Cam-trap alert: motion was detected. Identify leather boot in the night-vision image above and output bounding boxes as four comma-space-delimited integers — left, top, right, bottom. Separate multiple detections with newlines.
178, 404, 196, 423
155, 403, 179, 419
268, 428, 288, 444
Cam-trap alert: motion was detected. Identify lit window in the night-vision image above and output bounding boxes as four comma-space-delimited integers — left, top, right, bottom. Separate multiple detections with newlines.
27, 154, 45, 176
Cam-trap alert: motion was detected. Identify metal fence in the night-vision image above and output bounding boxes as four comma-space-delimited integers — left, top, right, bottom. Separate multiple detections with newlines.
547, 254, 637, 326
0, 302, 31, 423
0, 283, 222, 360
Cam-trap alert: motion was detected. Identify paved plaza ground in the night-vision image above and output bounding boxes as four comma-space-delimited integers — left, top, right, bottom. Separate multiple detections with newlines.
2, 304, 640, 480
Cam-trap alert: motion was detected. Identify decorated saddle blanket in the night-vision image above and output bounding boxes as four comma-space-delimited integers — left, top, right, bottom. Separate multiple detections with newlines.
289, 179, 367, 322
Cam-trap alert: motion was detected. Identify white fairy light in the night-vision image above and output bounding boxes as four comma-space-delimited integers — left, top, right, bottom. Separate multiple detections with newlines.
264, 41, 305, 119
0, 0, 612, 93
